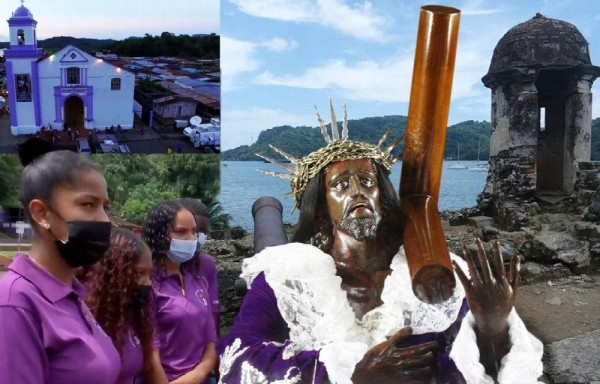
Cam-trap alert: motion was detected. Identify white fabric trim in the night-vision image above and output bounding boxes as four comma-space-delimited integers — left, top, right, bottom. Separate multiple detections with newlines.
362, 247, 467, 343
318, 342, 368, 384
241, 243, 543, 384
450, 309, 544, 383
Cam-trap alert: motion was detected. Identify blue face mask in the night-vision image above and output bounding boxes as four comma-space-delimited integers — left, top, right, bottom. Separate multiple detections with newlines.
197, 232, 208, 248
166, 237, 197, 264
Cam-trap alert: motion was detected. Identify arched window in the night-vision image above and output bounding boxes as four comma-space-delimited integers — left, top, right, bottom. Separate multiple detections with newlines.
66, 67, 80, 85
17, 29, 25, 45
111, 78, 121, 91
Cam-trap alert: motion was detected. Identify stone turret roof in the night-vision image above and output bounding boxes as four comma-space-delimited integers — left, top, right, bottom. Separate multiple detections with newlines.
482, 14, 600, 87
488, 13, 590, 75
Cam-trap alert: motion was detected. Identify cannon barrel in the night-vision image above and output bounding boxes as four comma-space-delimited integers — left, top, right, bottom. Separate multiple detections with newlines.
234, 197, 289, 296
252, 196, 288, 254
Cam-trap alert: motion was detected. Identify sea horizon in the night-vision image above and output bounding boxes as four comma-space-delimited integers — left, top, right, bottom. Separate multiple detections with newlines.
220, 160, 489, 231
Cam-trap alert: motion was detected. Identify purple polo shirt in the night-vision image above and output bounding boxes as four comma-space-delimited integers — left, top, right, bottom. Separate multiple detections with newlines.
0, 254, 121, 384
153, 268, 217, 381
116, 330, 144, 384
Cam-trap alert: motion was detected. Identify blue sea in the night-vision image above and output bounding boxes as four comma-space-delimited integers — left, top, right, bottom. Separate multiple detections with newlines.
220, 161, 488, 231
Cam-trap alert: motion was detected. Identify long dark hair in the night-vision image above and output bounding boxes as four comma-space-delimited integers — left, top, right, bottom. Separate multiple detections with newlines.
142, 200, 201, 277
179, 198, 208, 218
292, 161, 403, 260
82, 228, 154, 355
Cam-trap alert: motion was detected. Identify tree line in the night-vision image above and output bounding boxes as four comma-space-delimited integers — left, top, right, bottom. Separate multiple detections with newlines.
1, 32, 220, 59
221, 116, 491, 161
222, 116, 600, 162
109, 32, 219, 59
0, 154, 229, 229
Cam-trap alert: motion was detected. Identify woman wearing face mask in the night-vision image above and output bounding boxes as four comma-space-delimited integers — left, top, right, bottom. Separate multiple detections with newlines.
81, 227, 169, 384
143, 200, 217, 384
0, 146, 120, 384
178, 198, 220, 336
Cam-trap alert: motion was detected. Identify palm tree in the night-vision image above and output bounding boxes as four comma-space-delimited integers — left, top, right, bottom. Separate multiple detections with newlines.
206, 199, 230, 230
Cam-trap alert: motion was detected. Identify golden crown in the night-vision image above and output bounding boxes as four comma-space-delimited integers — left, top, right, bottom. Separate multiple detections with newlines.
257, 100, 403, 208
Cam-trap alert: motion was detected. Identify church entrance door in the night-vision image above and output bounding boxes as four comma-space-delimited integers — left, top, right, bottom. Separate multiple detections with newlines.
64, 96, 84, 129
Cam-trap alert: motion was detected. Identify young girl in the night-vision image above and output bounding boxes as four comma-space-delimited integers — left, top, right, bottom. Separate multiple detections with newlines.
82, 227, 168, 384
142, 200, 217, 384
0, 147, 120, 384
178, 198, 220, 336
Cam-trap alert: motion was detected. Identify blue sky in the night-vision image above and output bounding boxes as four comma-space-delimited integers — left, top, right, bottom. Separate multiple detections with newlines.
0, 0, 219, 40
221, 0, 600, 150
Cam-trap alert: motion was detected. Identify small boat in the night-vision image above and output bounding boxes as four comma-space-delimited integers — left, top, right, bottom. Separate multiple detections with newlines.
469, 139, 489, 172
448, 143, 467, 169
469, 163, 489, 172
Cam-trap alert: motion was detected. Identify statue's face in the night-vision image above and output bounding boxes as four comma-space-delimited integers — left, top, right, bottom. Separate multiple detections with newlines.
324, 159, 382, 240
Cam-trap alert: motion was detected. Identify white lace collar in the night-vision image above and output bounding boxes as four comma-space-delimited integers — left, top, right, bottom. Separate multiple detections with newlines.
241, 243, 467, 351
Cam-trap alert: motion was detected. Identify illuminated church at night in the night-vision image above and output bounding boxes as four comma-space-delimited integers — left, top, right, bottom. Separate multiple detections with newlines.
4, 3, 135, 135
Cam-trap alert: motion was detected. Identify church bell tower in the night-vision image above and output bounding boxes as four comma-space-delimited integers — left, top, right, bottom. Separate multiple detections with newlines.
5, 1, 43, 134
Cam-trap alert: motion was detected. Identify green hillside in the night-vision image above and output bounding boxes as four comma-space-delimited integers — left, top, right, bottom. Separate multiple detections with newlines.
222, 116, 491, 161
223, 116, 600, 161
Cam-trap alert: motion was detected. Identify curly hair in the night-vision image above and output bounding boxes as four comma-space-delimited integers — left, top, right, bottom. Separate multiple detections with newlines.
142, 200, 201, 278
83, 228, 154, 356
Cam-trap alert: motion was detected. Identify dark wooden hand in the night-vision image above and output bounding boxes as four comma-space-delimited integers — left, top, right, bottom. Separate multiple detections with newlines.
452, 239, 521, 379
351, 327, 438, 384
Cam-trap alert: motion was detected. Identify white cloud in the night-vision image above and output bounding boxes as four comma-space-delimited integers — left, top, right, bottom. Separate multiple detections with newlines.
222, 107, 314, 150
251, 10, 507, 109
260, 37, 298, 52
221, 36, 261, 91
460, 0, 508, 16
229, 0, 392, 43
254, 45, 489, 105
221, 36, 298, 91
230, 0, 313, 22
256, 58, 412, 101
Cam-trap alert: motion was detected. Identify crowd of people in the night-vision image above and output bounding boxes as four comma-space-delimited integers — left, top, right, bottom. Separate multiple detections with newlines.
0, 148, 220, 384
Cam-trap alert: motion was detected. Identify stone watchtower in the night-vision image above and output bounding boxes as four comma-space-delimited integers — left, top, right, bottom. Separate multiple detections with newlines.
478, 14, 600, 227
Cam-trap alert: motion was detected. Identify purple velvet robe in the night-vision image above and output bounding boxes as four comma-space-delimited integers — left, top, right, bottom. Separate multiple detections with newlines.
217, 272, 469, 383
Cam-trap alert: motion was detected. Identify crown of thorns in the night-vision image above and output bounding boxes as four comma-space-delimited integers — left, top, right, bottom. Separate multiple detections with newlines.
257, 100, 403, 208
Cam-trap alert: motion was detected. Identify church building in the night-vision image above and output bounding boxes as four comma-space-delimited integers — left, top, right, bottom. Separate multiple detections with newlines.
4, 3, 135, 135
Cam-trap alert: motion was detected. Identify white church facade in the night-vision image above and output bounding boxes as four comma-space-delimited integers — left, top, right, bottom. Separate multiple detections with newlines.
4, 4, 135, 135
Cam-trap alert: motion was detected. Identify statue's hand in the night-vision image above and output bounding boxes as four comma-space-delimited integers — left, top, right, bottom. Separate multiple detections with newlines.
351, 327, 438, 384
452, 239, 520, 337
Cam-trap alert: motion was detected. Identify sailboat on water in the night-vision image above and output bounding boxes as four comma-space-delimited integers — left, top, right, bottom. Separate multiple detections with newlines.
469, 139, 489, 172
448, 142, 467, 169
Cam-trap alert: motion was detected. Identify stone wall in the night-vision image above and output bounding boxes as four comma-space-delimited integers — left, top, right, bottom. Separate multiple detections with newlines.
204, 235, 253, 330
576, 162, 600, 224
476, 161, 600, 280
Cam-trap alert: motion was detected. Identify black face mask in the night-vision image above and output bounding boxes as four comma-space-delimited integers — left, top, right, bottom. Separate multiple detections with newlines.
132, 284, 152, 310
51, 220, 112, 268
